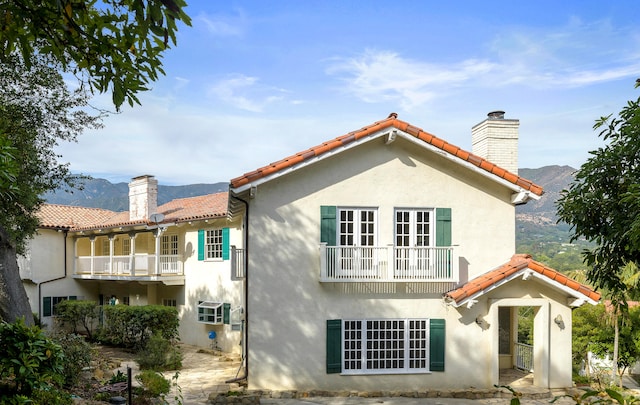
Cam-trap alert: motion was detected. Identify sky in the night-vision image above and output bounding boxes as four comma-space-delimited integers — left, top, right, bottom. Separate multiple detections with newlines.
56, 0, 640, 186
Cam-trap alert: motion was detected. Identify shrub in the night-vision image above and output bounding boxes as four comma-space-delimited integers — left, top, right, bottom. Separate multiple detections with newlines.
50, 332, 94, 387
0, 319, 65, 398
98, 305, 179, 349
136, 370, 170, 398
136, 333, 182, 371
54, 300, 99, 340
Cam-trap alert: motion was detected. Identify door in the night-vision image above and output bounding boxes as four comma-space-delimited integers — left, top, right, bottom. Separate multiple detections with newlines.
338, 208, 377, 278
395, 209, 433, 278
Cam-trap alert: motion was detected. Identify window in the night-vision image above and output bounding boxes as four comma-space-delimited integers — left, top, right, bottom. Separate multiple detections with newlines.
161, 234, 178, 255
326, 318, 445, 374
122, 238, 131, 256
42, 295, 78, 317
197, 228, 230, 261
102, 239, 110, 256
163, 298, 177, 307
338, 208, 377, 247
197, 301, 230, 324
122, 296, 130, 306
395, 209, 434, 277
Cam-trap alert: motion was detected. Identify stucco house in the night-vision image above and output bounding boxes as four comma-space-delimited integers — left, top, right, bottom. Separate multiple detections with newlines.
20, 111, 600, 392
20, 177, 245, 352
227, 112, 600, 391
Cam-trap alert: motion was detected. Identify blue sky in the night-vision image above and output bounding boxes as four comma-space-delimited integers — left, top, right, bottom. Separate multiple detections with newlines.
57, 0, 640, 185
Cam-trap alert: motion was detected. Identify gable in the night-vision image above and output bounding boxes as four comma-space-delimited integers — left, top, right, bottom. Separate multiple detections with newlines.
230, 113, 543, 204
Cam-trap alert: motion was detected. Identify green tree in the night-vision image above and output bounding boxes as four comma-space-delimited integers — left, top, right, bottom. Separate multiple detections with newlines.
557, 82, 640, 295
0, 1, 191, 323
0, 0, 191, 110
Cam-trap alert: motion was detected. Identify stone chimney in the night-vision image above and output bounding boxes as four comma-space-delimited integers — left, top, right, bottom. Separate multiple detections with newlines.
128, 175, 158, 221
471, 111, 519, 174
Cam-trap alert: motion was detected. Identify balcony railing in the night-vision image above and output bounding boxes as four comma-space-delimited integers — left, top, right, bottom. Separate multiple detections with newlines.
75, 254, 183, 276
319, 244, 457, 282
515, 342, 533, 372
231, 246, 245, 280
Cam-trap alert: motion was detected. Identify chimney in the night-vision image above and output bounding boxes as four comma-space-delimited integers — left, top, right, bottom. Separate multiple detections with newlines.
128, 175, 158, 221
471, 110, 519, 174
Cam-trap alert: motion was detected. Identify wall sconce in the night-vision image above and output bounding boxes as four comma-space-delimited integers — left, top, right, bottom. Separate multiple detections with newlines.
475, 315, 490, 330
554, 314, 565, 329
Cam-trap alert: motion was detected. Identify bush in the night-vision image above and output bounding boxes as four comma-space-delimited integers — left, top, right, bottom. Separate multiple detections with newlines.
136, 370, 170, 398
0, 319, 65, 399
136, 333, 182, 371
98, 305, 179, 349
54, 300, 99, 340
50, 332, 94, 387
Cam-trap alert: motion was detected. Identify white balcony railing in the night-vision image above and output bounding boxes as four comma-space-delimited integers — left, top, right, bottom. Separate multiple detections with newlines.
515, 342, 533, 372
75, 254, 182, 276
319, 244, 457, 282
231, 246, 245, 280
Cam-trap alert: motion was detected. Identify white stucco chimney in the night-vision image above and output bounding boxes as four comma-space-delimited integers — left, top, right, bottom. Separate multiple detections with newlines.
471, 111, 519, 174
128, 175, 158, 221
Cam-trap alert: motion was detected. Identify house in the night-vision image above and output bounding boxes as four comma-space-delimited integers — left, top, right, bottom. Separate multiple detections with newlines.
19, 176, 245, 352
227, 112, 600, 391
20, 111, 600, 392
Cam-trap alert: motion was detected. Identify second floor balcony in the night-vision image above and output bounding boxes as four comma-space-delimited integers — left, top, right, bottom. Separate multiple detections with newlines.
319, 244, 457, 283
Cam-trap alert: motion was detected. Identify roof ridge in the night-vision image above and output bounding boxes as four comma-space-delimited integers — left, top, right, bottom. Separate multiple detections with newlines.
230, 114, 544, 196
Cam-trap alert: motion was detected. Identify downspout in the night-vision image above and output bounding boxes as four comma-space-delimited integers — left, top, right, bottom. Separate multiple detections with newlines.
38, 230, 68, 318
226, 195, 249, 384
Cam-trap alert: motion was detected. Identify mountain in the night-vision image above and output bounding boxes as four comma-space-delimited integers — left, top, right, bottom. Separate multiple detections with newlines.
516, 165, 576, 226
43, 177, 228, 211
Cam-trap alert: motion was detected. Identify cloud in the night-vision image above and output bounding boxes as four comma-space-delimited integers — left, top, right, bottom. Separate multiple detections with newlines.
327, 19, 640, 111
326, 50, 497, 111
196, 9, 246, 37
208, 74, 289, 112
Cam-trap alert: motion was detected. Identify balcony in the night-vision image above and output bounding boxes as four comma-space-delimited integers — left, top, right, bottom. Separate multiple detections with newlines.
231, 246, 245, 280
319, 244, 457, 283
74, 254, 184, 285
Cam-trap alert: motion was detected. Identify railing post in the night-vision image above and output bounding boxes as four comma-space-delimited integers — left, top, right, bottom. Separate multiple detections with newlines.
230, 245, 237, 279
319, 243, 327, 281
386, 244, 394, 281
89, 236, 96, 275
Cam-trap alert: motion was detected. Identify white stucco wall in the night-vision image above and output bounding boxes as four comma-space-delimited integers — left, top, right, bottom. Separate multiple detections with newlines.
243, 137, 519, 391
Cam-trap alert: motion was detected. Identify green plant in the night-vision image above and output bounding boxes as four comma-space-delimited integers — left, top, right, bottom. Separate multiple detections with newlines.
54, 300, 99, 340
99, 305, 179, 349
553, 388, 640, 404
0, 319, 65, 397
50, 332, 94, 387
108, 370, 128, 384
495, 384, 522, 405
136, 370, 170, 398
136, 333, 182, 371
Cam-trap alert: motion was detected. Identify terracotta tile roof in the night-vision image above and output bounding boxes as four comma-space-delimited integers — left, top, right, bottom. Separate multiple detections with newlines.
230, 113, 544, 197
37, 192, 229, 232
444, 254, 601, 306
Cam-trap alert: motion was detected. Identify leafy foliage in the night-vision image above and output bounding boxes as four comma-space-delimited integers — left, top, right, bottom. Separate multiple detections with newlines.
97, 304, 179, 349
0, 319, 66, 399
136, 332, 182, 371
135, 370, 171, 398
0, 0, 192, 110
50, 332, 94, 387
557, 84, 640, 294
54, 300, 99, 340
0, 53, 102, 255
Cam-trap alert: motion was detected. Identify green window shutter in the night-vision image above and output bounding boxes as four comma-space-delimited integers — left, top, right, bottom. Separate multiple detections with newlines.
223, 303, 231, 324
320, 206, 337, 246
429, 318, 446, 371
435, 208, 452, 246
198, 229, 205, 261
222, 227, 230, 260
43, 297, 52, 317
326, 319, 342, 374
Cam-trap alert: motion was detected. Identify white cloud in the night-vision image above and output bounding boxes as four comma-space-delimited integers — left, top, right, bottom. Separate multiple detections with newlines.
208, 74, 291, 112
197, 9, 246, 37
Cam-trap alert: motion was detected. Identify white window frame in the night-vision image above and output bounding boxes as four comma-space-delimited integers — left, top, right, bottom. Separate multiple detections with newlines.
338, 208, 377, 247
205, 229, 223, 260
163, 298, 177, 307
197, 301, 224, 324
342, 318, 430, 375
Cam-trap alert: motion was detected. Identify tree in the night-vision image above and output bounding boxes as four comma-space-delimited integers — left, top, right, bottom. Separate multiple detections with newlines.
556, 82, 640, 295
0, 1, 191, 323
0, 53, 102, 323
0, 0, 191, 110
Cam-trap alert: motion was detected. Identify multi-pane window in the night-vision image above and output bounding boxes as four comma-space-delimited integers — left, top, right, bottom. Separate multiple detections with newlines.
161, 234, 178, 255
342, 318, 429, 374
163, 298, 177, 307
338, 208, 376, 247
122, 238, 131, 256
395, 209, 434, 277
206, 229, 223, 259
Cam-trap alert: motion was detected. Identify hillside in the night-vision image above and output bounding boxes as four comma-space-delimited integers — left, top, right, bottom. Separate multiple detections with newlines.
43, 177, 228, 211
